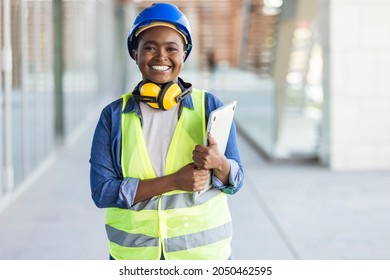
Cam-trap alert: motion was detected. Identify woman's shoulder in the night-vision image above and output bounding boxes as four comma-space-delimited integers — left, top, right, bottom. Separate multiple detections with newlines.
102, 96, 124, 114
191, 89, 223, 117
204, 91, 223, 111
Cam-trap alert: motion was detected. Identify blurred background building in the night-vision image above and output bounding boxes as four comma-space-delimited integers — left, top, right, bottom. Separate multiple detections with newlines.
1, 0, 390, 207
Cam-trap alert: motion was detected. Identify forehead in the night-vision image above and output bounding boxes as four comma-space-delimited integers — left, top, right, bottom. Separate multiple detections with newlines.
138, 26, 185, 45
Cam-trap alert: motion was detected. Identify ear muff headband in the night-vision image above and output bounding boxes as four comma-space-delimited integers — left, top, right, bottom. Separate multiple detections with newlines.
135, 81, 192, 110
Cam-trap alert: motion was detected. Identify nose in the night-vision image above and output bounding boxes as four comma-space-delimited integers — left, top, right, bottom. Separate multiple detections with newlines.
155, 47, 168, 60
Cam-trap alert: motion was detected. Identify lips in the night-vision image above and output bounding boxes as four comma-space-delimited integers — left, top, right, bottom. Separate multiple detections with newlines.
151, 65, 170, 71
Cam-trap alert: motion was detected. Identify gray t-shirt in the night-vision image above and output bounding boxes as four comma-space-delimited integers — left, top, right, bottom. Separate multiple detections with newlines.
139, 102, 180, 177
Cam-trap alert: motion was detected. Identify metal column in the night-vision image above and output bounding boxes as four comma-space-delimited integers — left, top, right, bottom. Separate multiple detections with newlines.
53, 0, 64, 144
2, 0, 14, 193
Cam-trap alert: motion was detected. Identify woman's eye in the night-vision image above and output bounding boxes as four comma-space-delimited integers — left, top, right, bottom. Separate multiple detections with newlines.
143, 45, 155, 51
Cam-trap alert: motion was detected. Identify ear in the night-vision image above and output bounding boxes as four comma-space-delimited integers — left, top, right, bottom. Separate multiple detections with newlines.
182, 51, 187, 62
133, 49, 138, 64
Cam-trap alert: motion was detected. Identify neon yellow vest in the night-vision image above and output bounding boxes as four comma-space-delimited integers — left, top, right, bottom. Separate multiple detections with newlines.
105, 89, 232, 260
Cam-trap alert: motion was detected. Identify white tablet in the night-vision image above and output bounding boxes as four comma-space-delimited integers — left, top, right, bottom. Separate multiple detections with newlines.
205, 100, 237, 153
196, 100, 237, 197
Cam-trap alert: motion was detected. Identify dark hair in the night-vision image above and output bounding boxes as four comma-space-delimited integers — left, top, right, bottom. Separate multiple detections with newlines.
132, 36, 141, 51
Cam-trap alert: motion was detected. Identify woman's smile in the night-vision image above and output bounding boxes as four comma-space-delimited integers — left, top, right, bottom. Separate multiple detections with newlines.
151, 65, 171, 72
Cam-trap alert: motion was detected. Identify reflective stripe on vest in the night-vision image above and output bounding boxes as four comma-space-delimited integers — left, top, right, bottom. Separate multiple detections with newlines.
106, 220, 232, 252
106, 89, 232, 260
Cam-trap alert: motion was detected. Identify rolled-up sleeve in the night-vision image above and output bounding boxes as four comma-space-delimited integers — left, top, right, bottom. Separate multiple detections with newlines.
212, 159, 243, 194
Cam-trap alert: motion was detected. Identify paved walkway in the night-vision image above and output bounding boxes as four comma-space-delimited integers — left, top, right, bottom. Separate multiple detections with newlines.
0, 70, 390, 260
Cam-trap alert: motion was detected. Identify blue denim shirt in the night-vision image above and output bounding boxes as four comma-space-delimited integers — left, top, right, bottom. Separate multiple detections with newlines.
89, 90, 244, 209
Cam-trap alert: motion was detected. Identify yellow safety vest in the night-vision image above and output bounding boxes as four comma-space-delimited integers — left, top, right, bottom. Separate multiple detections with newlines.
105, 89, 232, 260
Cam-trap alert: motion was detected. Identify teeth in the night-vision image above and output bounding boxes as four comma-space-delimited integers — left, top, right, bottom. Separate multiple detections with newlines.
151, 65, 169, 71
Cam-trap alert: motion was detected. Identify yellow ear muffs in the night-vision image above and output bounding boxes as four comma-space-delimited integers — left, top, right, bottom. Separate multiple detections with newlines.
139, 81, 182, 110
139, 82, 161, 109
135, 80, 192, 110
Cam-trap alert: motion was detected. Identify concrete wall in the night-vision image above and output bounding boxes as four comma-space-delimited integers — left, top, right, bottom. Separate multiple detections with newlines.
321, 0, 390, 170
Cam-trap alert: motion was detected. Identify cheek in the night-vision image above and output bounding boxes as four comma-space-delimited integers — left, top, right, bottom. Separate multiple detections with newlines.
174, 61, 184, 73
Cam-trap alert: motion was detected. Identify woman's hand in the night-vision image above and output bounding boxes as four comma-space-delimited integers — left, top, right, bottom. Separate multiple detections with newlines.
192, 133, 230, 185
173, 163, 210, 192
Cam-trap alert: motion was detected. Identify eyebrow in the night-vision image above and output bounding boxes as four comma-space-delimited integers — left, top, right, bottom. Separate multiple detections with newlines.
143, 40, 180, 47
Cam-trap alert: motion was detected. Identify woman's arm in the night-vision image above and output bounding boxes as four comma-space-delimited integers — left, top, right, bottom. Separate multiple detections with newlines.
90, 105, 211, 208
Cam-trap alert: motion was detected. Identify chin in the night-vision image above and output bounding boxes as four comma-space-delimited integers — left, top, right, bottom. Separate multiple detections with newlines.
148, 76, 176, 84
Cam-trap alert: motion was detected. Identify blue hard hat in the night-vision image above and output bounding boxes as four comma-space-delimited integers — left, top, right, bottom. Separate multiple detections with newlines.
127, 3, 193, 61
